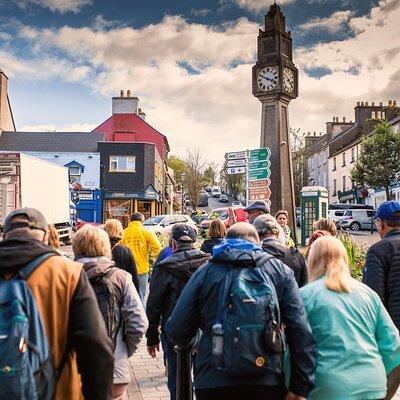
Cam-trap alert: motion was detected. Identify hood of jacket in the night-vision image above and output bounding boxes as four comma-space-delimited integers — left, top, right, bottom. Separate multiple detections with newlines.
211, 238, 264, 267
156, 247, 209, 280
76, 256, 115, 280
0, 237, 59, 273
261, 238, 287, 259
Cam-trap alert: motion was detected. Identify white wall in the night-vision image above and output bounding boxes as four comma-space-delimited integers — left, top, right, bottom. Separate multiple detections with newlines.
26, 152, 100, 189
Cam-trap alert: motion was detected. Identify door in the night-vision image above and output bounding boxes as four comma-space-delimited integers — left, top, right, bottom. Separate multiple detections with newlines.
363, 210, 376, 230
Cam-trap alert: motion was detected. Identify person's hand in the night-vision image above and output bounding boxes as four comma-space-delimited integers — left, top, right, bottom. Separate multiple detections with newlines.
285, 392, 306, 400
147, 344, 159, 358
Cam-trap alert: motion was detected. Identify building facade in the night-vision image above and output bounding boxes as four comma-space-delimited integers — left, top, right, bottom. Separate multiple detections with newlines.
0, 69, 15, 133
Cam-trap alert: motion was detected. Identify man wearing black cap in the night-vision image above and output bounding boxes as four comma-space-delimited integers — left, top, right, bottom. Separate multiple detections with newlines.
244, 200, 271, 224
364, 201, 400, 329
146, 223, 209, 400
0, 208, 114, 400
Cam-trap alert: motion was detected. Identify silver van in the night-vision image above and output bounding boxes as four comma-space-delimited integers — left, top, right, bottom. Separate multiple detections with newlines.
337, 209, 376, 231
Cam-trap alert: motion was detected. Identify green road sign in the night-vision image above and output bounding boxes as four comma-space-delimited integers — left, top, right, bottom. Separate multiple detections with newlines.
249, 168, 271, 180
248, 160, 271, 170
248, 147, 271, 162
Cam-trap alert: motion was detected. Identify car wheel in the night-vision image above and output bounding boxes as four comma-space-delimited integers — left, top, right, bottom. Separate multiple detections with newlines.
350, 222, 361, 231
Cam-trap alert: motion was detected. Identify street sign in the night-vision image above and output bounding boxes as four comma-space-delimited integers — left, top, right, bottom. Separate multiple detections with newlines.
248, 147, 271, 162
248, 168, 271, 180
225, 151, 246, 160
248, 160, 271, 170
249, 179, 271, 188
227, 159, 246, 167
226, 166, 246, 175
249, 186, 271, 200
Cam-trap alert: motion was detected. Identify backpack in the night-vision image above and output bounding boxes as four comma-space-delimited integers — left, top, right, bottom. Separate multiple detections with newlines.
212, 254, 283, 376
0, 253, 65, 400
89, 268, 122, 350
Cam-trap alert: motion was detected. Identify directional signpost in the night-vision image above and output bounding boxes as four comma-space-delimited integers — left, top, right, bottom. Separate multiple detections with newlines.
247, 147, 271, 203
227, 166, 246, 175
227, 159, 246, 168
225, 151, 247, 175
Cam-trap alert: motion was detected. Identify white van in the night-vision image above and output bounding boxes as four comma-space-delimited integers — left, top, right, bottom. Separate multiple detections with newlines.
211, 186, 221, 198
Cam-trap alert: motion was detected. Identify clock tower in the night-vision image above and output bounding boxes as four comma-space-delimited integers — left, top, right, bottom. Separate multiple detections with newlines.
252, 3, 298, 238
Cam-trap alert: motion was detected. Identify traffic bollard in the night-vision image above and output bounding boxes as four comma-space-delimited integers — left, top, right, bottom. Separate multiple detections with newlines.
175, 344, 193, 400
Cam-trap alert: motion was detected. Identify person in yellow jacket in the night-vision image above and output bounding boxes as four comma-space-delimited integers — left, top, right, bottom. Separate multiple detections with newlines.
122, 212, 162, 303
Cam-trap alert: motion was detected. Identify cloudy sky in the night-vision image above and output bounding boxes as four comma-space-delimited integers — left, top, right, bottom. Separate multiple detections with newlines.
0, 0, 399, 162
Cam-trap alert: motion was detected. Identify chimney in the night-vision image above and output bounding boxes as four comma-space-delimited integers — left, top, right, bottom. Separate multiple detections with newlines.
313, 131, 316, 136
357, 102, 360, 106
343, 117, 346, 122
389, 100, 392, 106
112, 91, 139, 115
371, 102, 375, 106
127, 90, 131, 98
380, 102, 383, 106
394, 100, 397, 107
138, 108, 146, 121
365, 101, 369, 106
0, 69, 15, 132
120, 90, 124, 98
361, 102, 364, 106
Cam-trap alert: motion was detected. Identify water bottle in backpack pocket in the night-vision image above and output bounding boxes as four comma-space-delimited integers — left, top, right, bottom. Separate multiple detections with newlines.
212, 261, 283, 376
0, 254, 57, 400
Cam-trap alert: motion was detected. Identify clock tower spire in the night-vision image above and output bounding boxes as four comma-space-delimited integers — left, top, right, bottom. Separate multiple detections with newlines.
252, 3, 298, 239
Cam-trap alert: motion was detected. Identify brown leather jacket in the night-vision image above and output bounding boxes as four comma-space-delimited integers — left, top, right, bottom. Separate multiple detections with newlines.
0, 238, 114, 400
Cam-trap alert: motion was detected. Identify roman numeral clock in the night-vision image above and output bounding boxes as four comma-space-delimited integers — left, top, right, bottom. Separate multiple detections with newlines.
252, 3, 298, 239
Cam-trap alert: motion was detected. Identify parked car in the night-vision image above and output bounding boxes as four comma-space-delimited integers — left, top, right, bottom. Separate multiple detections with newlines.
198, 192, 209, 207
143, 214, 198, 236
337, 209, 376, 231
219, 194, 229, 203
200, 207, 247, 236
205, 187, 212, 193
191, 210, 208, 226
211, 186, 221, 198
328, 209, 346, 224
231, 200, 242, 206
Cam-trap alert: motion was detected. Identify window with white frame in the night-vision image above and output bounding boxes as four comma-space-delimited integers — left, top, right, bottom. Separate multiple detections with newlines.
109, 156, 136, 172
342, 152, 346, 167
69, 166, 81, 183
351, 148, 355, 163
333, 157, 337, 171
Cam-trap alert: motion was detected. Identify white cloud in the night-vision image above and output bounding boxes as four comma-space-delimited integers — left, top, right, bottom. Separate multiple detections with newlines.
17, 0, 91, 13
300, 10, 354, 32
232, 0, 296, 12
19, 123, 97, 132
190, 8, 212, 17
2, 1, 400, 163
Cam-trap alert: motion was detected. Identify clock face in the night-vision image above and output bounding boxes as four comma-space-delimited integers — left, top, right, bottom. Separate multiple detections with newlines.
257, 67, 279, 92
283, 67, 295, 92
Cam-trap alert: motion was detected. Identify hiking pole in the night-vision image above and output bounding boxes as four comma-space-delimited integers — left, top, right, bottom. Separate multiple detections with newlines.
175, 344, 193, 400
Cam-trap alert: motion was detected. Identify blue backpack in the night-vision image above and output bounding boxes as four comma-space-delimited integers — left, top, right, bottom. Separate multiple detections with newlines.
0, 253, 63, 400
212, 254, 284, 376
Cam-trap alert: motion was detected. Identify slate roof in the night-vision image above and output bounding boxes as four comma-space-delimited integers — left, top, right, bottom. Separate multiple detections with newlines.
0, 131, 104, 153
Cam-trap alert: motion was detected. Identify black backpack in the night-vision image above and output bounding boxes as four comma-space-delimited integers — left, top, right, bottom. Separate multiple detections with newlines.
89, 268, 122, 350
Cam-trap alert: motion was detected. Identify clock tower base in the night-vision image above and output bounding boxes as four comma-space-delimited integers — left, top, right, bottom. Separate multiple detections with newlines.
260, 97, 297, 242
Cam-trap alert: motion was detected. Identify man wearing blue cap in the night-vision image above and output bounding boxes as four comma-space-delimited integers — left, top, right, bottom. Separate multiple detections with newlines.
364, 200, 400, 329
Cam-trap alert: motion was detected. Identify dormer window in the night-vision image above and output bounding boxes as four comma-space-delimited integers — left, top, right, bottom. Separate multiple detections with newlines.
64, 160, 85, 183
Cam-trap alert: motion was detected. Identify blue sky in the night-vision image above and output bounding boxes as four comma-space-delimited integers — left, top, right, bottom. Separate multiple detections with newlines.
0, 0, 398, 161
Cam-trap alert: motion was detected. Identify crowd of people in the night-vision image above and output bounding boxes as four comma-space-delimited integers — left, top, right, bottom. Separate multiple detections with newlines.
1, 199, 400, 400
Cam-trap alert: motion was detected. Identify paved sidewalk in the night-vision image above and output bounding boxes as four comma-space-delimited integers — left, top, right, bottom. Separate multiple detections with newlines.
127, 342, 168, 400
127, 341, 400, 400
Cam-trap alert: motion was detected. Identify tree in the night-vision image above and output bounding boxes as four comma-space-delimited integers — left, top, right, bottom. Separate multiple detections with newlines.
183, 148, 207, 210
351, 121, 400, 201
203, 163, 218, 187
220, 161, 245, 199
166, 155, 186, 188
290, 128, 309, 206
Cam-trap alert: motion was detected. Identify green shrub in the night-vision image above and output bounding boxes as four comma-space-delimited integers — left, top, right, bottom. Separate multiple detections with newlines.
337, 232, 367, 281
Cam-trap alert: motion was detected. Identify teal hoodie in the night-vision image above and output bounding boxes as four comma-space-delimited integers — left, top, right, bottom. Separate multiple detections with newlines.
300, 277, 400, 400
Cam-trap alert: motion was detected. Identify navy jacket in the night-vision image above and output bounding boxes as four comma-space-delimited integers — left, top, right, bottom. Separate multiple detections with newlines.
166, 239, 317, 397
364, 229, 400, 329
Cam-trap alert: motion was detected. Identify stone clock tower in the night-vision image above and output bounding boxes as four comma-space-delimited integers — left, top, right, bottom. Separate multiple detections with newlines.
252, 3, 298, 238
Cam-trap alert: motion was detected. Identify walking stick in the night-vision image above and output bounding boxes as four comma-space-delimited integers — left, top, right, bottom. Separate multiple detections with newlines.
175, 344, 193, 400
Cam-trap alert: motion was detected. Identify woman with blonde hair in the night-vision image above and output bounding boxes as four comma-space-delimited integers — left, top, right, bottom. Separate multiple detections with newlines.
104, 219, 139, 291
200, 218, 226, 254
73, 225, 147, 400
301, 236, 400, 399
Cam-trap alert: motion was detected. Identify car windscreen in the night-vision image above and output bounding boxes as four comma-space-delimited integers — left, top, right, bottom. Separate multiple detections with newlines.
144, 216, 165, 225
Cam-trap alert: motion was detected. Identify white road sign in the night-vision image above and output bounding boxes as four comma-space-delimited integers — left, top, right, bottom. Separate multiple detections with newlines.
226, 166, 246, 175
227, 159, 246, 167
225, 151, 247, 160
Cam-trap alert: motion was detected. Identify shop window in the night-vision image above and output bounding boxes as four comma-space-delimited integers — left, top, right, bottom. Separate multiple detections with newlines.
109, 156, 136, 172
105, 199, 133, 228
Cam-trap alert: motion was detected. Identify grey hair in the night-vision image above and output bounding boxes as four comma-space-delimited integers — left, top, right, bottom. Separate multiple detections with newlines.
253, 215, 286, 243
226, 222, 260, 244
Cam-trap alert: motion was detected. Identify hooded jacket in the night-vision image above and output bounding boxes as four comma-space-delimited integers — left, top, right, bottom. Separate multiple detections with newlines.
262, 237, 308, 287
121, 221, 162, 274
0, 237, 114, 400
165, 239, 317, 397
79, 257, 148, 384
146, 246, 209, 346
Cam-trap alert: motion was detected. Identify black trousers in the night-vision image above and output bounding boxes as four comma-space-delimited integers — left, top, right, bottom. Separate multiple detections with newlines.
195, 385, 287, 400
